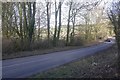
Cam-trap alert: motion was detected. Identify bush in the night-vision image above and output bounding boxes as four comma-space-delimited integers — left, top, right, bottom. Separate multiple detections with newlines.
2, 38, 13, 54
56, 39, 66, 47
2, 38, 30, 54
70, 37, 85, 46
2, 38, 23, 54
31, 39, 53, 50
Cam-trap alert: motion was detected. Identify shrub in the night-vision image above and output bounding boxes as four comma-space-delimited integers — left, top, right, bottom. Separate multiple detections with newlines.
31, 39, 53, 50
70, 37, 85, 46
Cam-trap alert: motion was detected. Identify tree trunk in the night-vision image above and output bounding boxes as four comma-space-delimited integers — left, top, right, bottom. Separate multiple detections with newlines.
27, 2, 36, 48
53, 1, 58, 46
57, 2, 62, 42
108, 8, 120, 76
117, 13, 120, 76
46, 2, 50, 41
66, 2, 72, 46
70, 13, 76, 44
19, 3, 23, 44
37, 17, 41, 40
22, 2, 28, 40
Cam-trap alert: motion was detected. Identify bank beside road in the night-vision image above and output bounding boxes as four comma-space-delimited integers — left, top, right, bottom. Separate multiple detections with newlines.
33, 45, 118, 78
3, 40, 102, 60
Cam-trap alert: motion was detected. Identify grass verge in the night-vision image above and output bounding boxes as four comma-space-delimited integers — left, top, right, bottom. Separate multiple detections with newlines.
3, 41, 101, 60
32, 45, 118, 78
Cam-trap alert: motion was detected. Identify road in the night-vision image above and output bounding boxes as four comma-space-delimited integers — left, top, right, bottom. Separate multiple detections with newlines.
2, 41, 115, 78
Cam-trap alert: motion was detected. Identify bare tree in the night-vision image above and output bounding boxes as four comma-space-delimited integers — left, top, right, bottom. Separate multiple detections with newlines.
36, 3, 46, 40
57, 1, 62, 42
53, 0, 58, 46
107, 1, 120, 75
46, 2, 51, 40
53, 1, 63, 46
66, 2, 72, 46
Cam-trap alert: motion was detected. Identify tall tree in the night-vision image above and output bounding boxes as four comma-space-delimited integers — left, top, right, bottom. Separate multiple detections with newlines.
28, 2, 36, 44
66, 2, 72, 45
53, 1, 62, 46
57, 1, 62, 42
107, 1, 120, 76
22, 2, 28, 40
53, 0, 58, 46
19, 3, 23, 43
46, 2, 50, 40
70, 8, 76, 44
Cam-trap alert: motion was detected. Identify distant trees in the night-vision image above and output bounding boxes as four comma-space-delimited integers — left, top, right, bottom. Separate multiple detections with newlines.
36, 3, 45, 40
65, 0, 101, 45
66, 2, 82, 45
2, 1, 113, 54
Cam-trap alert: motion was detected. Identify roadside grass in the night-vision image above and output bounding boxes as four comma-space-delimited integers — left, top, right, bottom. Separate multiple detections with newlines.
3, 41, 100, 60
32, 45, 118, 78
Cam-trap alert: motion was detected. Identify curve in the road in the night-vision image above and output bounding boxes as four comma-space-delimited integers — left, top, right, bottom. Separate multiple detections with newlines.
2, 42, 114, 78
